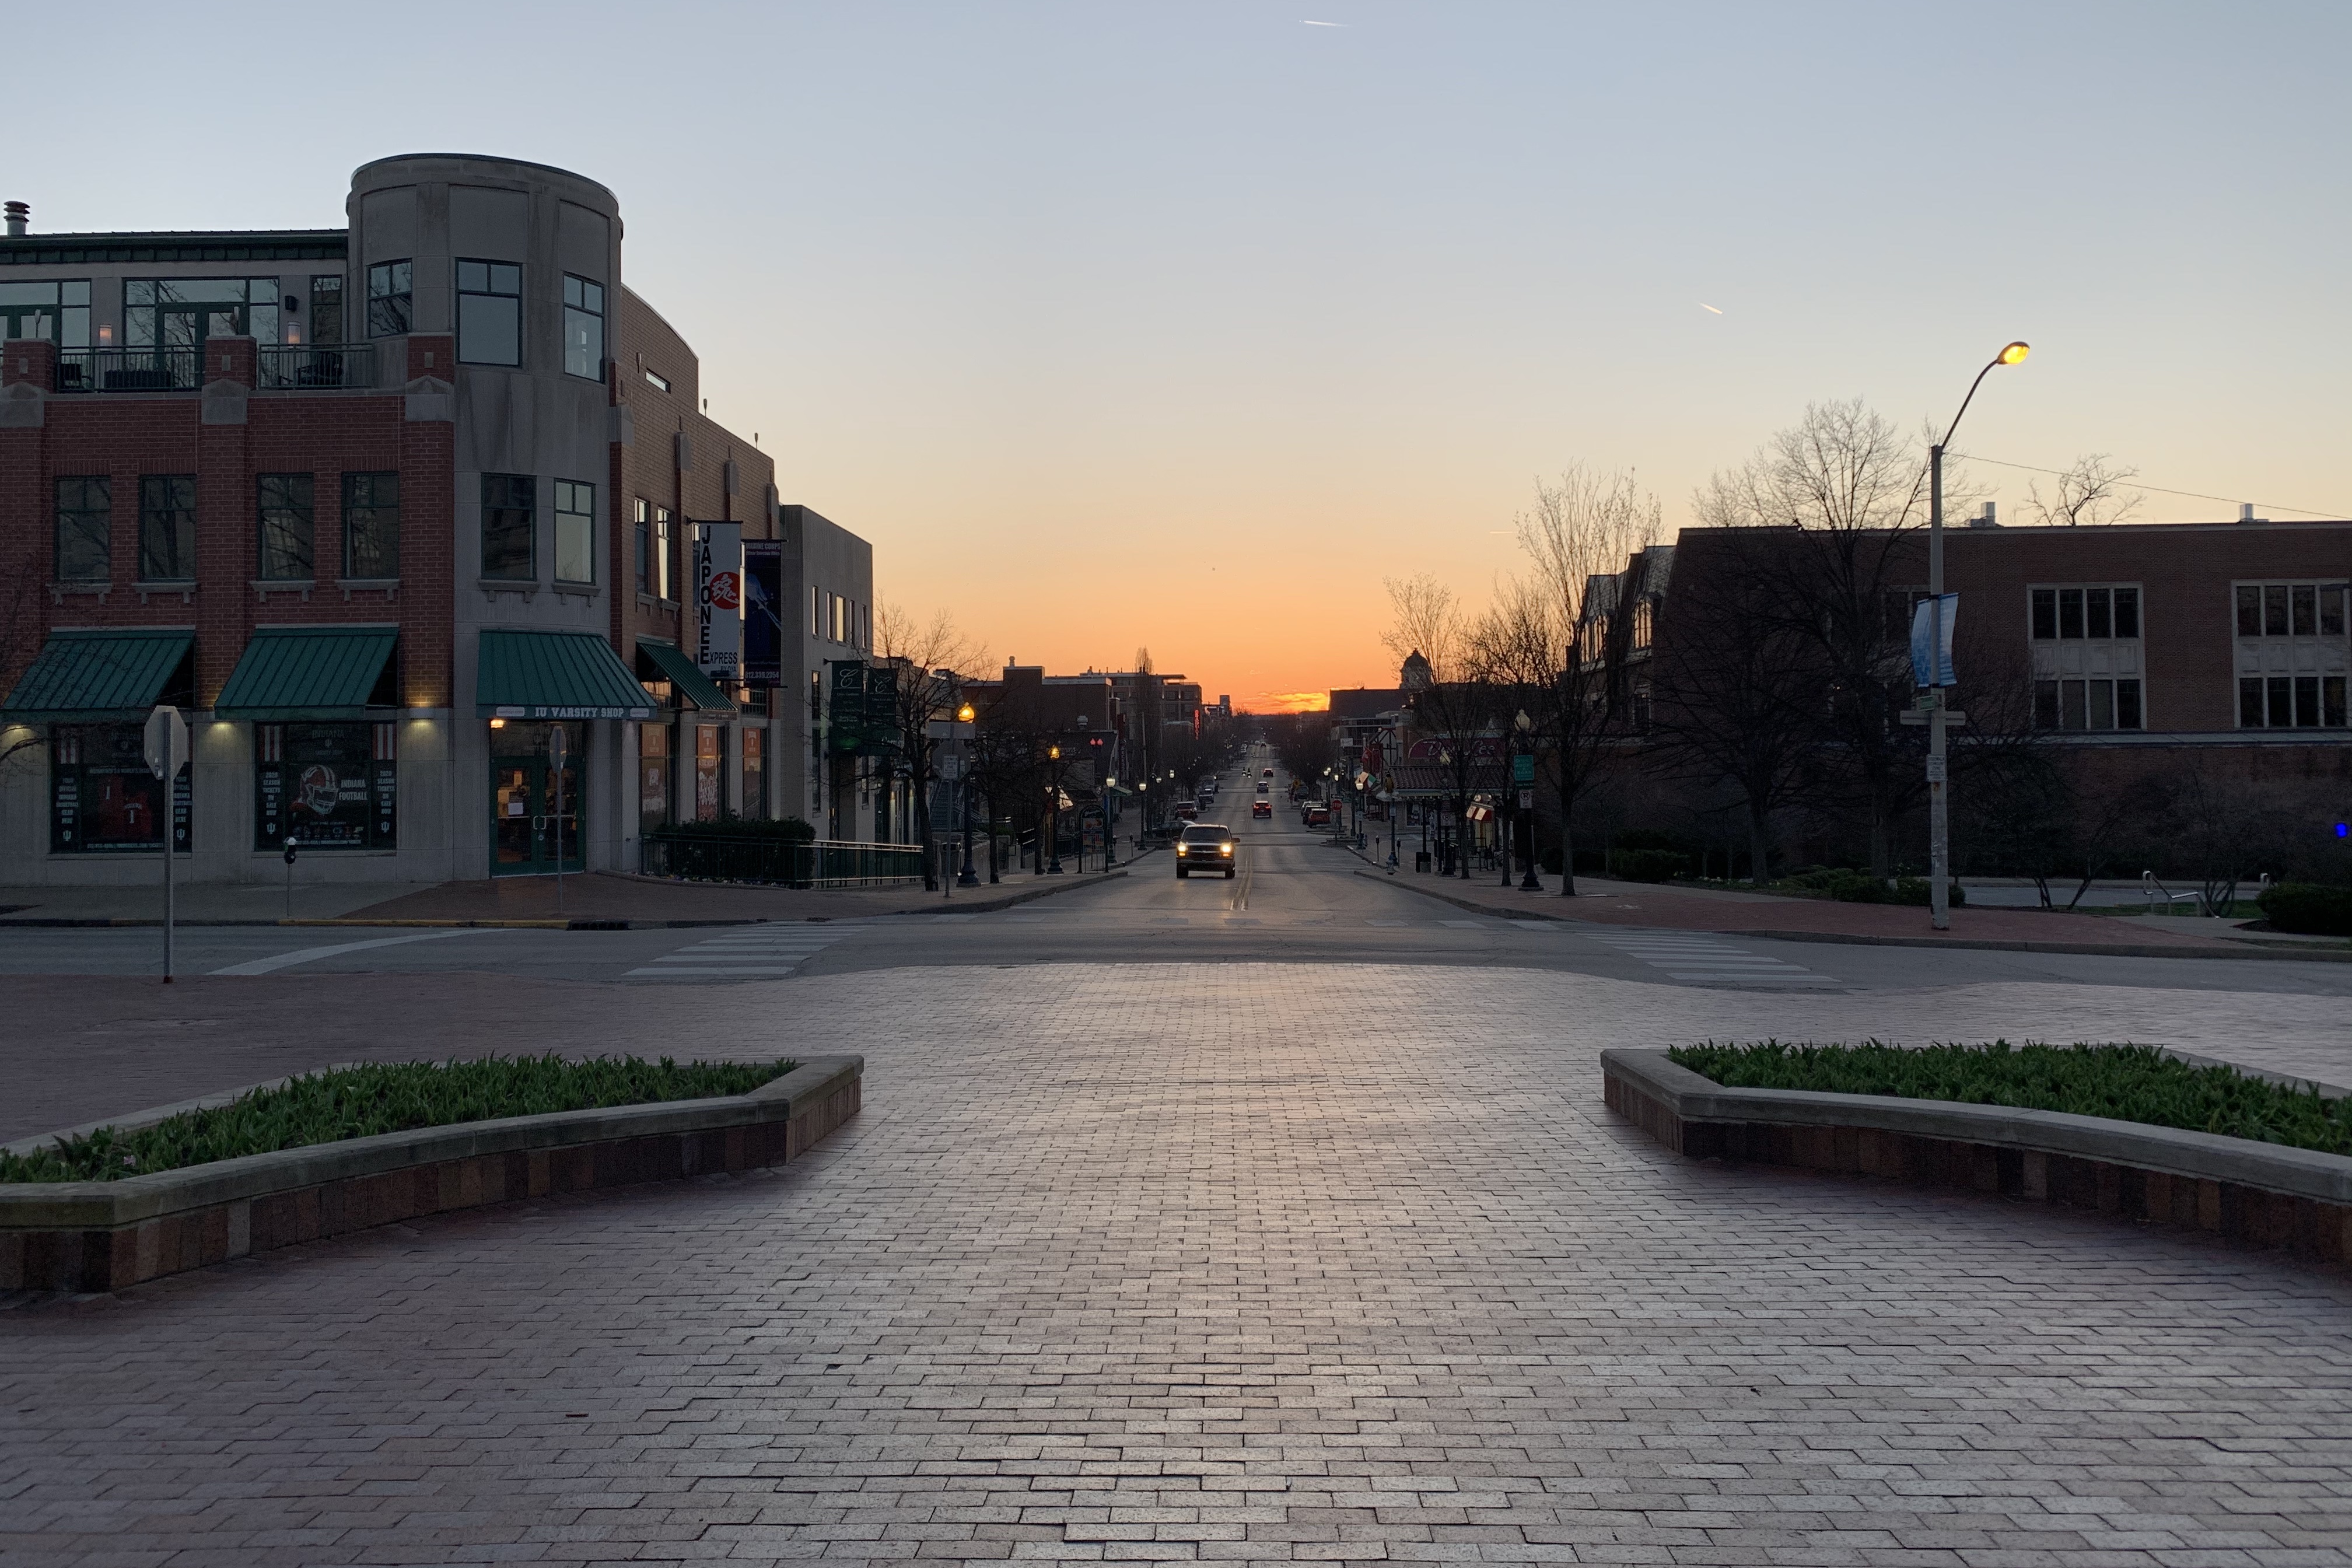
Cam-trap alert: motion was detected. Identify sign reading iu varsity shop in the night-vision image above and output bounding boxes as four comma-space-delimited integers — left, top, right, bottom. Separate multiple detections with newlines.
694, 522, 743, 681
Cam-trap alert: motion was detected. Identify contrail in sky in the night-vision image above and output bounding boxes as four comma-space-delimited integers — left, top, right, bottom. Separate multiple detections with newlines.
1699, 303, 1724, 314
1302, 19, 1347, 25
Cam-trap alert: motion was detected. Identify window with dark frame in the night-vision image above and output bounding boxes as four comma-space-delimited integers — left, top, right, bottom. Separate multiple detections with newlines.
562, 275, 604, 380
256, 474, 315, 580
553, 480, 596, 584
655, 506, 674, 600
54, 477, 110, 582
2032, 677, 2145, 733
2030, 584, 2141, 640
480, 473, 536, 580
634, 498, 652, 594
2232, 581, 2351, 729
138, 475, 197, 582
457, 259, 522, 366
256, 720, 398, 851
342, 472, 399, 580
309, 274, 344, 345
366, 261, 411, 337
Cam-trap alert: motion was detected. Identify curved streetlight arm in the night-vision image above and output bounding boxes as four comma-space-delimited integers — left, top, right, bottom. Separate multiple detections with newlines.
1938, 353, 2007, 450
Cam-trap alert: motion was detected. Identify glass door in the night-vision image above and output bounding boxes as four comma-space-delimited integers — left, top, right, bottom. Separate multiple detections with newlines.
489, 723, 584, 876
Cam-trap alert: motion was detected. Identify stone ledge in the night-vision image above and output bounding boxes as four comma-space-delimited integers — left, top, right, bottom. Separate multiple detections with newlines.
1601, 1047, 2352, 1268
0, 1056, 860, 1293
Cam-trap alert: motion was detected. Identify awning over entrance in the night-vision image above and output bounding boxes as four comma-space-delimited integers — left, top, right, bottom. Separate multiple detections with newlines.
0, 628, 194, 722
635, 638, 737, 715
475, 629, 656, 721
215, 625, 397, 719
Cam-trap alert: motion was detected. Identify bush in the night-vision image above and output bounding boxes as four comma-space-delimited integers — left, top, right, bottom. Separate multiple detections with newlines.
1670, 1039, 2351, 1156
1609, 848, 1689, 883
649, 814, 816, 843
2257, 881, 2352, 936
1780, 869, 1962, 907
0, 1055, 797, 1184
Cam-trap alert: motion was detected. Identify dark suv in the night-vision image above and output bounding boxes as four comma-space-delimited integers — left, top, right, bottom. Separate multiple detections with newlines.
1175, 823, 1237, 878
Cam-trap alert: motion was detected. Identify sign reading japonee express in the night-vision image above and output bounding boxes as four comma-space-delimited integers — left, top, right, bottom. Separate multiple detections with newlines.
694, 522, 743, 681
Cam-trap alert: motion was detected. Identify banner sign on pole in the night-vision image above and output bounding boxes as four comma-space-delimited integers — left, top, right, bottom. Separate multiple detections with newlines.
829, 662, 867, 754
863, 663, 901, 755
694, 522, 743, 681
741, 540, 783, 687
1909, 593, 1958, 688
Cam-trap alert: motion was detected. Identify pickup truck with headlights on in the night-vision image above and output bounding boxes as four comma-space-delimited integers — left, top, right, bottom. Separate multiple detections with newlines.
1175, 823, 1237, 878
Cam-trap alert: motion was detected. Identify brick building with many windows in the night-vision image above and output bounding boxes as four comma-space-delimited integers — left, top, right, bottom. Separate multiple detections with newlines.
0, 153, 877, 886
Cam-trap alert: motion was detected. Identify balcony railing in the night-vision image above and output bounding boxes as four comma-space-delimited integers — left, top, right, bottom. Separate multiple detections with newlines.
54, 349, 201, 393
256, 344, 376, 390
639, 834, 926, 888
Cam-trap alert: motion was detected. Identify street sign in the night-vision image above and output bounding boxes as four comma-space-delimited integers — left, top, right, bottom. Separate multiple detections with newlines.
143, 705, 188, 780
1518, 788, 1534, 810
547, 727, 568, 768
1924, 756, 1947, 783
1512, 752, 1535, 785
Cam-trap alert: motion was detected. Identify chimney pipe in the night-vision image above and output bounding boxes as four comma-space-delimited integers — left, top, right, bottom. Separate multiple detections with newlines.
2239, 503, 2258, 523
3, 202, 26, 238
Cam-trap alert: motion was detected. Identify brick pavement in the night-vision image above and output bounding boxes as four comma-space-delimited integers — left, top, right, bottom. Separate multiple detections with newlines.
4, 964, 2350, 1565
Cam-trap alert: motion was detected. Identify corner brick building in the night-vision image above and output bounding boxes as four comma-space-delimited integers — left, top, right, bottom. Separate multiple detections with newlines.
0, 153, 877, 886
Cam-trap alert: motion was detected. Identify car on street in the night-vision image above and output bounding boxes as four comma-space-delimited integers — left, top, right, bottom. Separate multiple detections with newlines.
1304, 803, 1331, 827
1172, 802, 1198, 821
1175, 822, 1237, 878
1251, 799, 1272, 818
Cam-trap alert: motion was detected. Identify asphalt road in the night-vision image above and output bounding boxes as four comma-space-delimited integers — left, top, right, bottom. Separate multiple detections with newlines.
4, 758, 2350, 1006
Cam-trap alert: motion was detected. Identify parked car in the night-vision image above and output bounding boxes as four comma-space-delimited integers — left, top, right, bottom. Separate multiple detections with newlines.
1305, 804, 1331, 827
1175, 823, 1237, 879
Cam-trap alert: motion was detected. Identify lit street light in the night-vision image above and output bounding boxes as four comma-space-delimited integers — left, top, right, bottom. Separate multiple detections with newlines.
1924, 340, 2028, 931
956, 701, 980, 887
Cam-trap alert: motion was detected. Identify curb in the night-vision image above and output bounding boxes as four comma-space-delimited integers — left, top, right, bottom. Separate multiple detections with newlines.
1355, 869, 2345, 961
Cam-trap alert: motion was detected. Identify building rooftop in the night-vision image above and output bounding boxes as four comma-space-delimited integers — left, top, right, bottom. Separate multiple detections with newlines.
0, 230, 348, 265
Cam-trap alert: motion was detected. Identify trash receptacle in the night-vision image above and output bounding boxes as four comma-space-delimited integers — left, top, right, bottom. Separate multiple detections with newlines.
1414, 850, 1432, 873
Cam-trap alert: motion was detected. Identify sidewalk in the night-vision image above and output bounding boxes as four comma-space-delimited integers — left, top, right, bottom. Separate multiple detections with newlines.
1353, 858, 2341, 960
0, 858, 1140, 928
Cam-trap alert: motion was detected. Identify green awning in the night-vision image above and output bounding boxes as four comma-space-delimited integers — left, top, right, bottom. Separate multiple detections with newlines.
635, 638, 737, 714
215, 625, 397, 719
476, 630, 656, 721
1, 628, 193, 722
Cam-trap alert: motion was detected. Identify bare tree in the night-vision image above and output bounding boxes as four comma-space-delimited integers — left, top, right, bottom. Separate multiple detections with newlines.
874, 603, 987, 890
2024, 454, 2143, 527
1384, 574, 1499, 878
1506, 466, 1662, 894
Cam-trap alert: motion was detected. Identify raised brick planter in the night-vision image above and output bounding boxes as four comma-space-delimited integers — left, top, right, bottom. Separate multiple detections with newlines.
1602, 1048, 2352, 1268
0, 1055, 860, 1294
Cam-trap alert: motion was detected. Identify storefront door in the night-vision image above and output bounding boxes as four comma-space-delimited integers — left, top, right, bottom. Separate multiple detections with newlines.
489, 722, 584, 876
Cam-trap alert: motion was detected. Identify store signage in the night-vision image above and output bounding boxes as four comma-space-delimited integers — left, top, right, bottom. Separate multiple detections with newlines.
741, 540, 783, 686
694, 522, 743, 680
829, 661, 867, 754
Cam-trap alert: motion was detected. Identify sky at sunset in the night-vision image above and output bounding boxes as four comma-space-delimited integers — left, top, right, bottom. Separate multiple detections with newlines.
18, 2, 2349, 710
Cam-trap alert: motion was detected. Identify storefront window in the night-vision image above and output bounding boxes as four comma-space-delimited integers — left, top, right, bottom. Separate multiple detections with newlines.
50, 724, 188, 853
741, 727, 765, 818
694, 724, 723, 821
639, 723, 671, 835
256, 722, 396, 850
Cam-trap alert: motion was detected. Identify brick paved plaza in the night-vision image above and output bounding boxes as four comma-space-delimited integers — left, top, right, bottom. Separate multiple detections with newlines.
5, 963, 2351, 1565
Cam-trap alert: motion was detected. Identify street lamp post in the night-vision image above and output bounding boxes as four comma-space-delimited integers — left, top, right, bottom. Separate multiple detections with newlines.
1046, 744, 1065, 874
1514, 708, 1541, 891
1926, 340, 2029, 932
956, 701, 980, 887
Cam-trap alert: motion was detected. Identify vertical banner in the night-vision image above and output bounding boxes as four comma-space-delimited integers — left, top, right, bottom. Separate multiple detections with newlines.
829, 662, 867, 754
864, 663, 901, 755
694, 522, 743, 681
1909, 593, 1958, 688
741, 540, 783, 687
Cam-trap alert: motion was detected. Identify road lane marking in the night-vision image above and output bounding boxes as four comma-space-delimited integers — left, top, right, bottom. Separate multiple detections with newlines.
625, 926, 866, 980
1581, 929, 1843, 989
209, 928, 498, 975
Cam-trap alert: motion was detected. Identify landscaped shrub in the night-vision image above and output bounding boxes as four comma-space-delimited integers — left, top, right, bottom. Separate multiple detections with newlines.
2256, 881, 2352, 937
1891, 877, 1965, 907
1780, 869, 1962, 907
648, 814, 816, 843
1669, 1039, 2351, 1156
0, 1055, 796, 1184
1609, 848, 1689, 883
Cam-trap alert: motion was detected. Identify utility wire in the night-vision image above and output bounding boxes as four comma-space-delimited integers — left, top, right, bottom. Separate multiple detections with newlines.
1949, 452, 2347, 519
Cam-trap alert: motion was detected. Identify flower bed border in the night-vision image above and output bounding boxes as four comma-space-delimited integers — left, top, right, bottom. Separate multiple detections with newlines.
0, 1055, 862, 1294
1601, 1048, 2351, 1268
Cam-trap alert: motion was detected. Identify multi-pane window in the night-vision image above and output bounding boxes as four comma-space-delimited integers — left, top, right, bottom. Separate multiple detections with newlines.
342, 473, 399, 580
366, 261, 411, 337
2235, 580, 2350, 730
138, 475, 198, 582
309, 275, 344, 345
553, 480, 596, 584
481, 474, 536, 579
124, 279, 280, 348
457, 259, 522, 366
2034, 678, 2144, 732
0, 279, 90, 346
655, 506, 674, 600
2029, 586, 2141, 640
54, 477, 110, 582
634, 498, 652, 594
562, 275, 604, 380
256, 474, 314, 580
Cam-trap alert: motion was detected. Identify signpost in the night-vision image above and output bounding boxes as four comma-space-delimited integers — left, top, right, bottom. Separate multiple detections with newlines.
143, 705, 188, 981
548, 726, 569, 914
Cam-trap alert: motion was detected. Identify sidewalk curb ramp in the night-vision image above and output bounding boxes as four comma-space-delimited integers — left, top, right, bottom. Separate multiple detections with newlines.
1357, 868, 2352, 963
0, 1056, 863, 1295
0, 869, 1130, 932
1602, 1047, 2352, 1272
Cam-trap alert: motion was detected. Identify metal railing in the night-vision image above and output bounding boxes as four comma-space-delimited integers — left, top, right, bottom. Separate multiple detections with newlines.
640, 834, 926, 887
257, 344, 376, 390
55, 348, 201, 393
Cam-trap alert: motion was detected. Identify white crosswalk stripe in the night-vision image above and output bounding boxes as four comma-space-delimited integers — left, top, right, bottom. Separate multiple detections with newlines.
1580, 929, 1842, 988
624, 925, 867, 980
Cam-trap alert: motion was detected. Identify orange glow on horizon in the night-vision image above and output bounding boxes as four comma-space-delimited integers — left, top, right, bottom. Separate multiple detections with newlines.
1254, 691, 1330, 714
